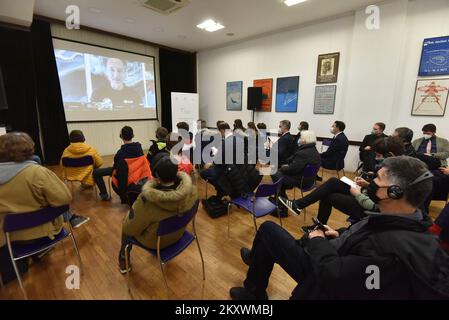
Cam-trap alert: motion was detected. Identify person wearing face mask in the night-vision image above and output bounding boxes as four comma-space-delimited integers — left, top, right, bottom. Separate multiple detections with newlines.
231, 156, 449, 300
294, 121, 309, 146
359, 122, 387, 172
280, 136, 405, 228
412, 124, 449, 167
319, 121, 349, 181
272, 120, 295, 167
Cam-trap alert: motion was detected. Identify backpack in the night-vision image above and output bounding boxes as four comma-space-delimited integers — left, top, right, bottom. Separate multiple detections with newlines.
0, 245, 29, 285
202, 196, 228, 219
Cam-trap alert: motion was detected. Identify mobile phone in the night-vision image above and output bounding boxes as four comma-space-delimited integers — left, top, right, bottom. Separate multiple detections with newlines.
312, 217, 327, 232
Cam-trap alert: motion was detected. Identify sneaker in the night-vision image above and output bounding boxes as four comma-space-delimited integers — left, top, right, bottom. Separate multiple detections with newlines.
100, 193, 111, 201
278, 197, 302, 216
70, 214, 90, 229
229, 287, 268, 300
119, 258, 132, 274
240, 248, 252, 266
316, 175, 323, 182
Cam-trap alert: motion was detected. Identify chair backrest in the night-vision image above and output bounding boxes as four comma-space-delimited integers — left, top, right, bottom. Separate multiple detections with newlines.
255, 178, 283, 198
322, 139, 332, 147
62, 156, 94, 168
157, 200, 200, 236
300, 164, 321, 190
3, 205, 69, 233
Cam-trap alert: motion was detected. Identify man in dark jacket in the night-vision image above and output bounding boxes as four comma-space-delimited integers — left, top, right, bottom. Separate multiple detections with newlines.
147, 127, 168, 168
230, 156, 449, 300
272, 120, 296, 166
359, 122, 387, 172
320, 121, 349, 174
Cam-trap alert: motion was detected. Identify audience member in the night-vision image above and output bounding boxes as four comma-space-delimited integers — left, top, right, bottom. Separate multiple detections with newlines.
319, 121, 349, 180
61, 130, 103, 189
166, 132, 194, 175
147, 127, 169, 167
413, 124, 449, 167
359, 122, 387, 171
118, 154, 198, 273
393, 127, 417, 157
273, 120, 295, 166
294, 121, 309, 145
231, 156, 449, 300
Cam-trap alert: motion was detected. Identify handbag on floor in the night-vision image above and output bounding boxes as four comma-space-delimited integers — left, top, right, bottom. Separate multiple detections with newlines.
202, 196, 228, 219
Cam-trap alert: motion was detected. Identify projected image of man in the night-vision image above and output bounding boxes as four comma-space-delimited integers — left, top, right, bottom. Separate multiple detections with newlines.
91, 58, 142, 109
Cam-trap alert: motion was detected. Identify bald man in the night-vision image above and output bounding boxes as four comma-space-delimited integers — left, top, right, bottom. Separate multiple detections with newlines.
91, 58, 142, 109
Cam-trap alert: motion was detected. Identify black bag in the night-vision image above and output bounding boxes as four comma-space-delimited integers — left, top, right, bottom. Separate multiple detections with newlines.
202, 196, 228, 219
0, 245, 29, 285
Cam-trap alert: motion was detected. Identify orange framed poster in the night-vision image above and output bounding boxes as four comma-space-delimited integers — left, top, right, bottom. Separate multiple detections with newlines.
253, 78, 273, 112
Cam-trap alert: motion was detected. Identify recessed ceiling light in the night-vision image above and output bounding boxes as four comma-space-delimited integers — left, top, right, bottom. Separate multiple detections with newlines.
88, 7, 102, 14
284, 0, 308, 6
124, 18, 135, 24
197, 19, 225, 32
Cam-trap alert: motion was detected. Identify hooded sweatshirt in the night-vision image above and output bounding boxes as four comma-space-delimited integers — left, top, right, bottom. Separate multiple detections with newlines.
122, 172, 198, 249
61, 142, 103, 186
0, 162, 72, 247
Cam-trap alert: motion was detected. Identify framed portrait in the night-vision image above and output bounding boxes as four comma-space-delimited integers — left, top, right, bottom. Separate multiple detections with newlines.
253, 78, 273, 112
275, 76, 300, 113
418, 36, 449, 77
314, 85, 337, 114
411, 78, 449, 116
317, 52, 340, 84
226, 81, 243, 111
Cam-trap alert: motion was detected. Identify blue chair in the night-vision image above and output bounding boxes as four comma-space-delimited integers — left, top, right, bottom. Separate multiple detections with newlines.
61, 156, 111, 200
123, 200, 204, 294
227, 178, 283, 237
293, 164, 321, 222
3, 205, 82, 299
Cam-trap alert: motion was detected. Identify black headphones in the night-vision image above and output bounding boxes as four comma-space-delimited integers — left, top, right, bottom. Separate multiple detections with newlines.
387, 171, 433, 200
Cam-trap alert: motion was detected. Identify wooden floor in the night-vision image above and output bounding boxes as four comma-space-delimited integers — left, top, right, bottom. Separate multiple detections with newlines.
0, 157, 443, 300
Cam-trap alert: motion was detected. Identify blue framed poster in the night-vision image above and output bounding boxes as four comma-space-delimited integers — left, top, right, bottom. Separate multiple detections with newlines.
226, 81, 243, 111
419, 36, 449, 77
275, 76, 299, 113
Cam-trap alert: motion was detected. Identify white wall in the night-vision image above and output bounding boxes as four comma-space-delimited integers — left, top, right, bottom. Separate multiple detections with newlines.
51, 23, 162, 155
197, 0, 449, 171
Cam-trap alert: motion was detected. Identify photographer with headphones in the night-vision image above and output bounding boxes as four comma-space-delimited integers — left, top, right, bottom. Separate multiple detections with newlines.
231, 156, 449, 300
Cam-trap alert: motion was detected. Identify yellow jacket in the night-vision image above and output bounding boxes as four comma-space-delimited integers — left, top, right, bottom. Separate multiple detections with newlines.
61, 142, 103, 186
0, 163, 72, 247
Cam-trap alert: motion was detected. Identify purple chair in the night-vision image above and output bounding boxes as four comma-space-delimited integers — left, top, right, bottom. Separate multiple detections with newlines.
61, 156, 111, 200
227, 178, 283, 237
3, 205, 82, 299
123, 200, 204, 294
293, 164, 321, 222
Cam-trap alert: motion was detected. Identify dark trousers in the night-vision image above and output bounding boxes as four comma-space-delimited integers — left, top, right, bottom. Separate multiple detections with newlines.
360, 151, 376, 172
244, 221, 313, 298
271, 172, 299, 198
93, 167, 113, 195
293, 177, 366, 224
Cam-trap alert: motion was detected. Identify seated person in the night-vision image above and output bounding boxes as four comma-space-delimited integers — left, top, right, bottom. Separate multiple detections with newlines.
413, 124, 449, 167
359, 122, 387, 172
429, 202, 449, 252
93, 126, 151, 202
279, 136, 405, 228
319, 121, 349, 180
231, 156, 449, 300
147, 127, 169, 168
0, 133, 88, 245
194, 120, 213, 166
165, 132, 194, 175
271, 131, 320, 217
118, 154, 198, 274
61, 130, 103, 189
393, 127, 417, 157
272, 120, 295, 166
294, 121, 309, 146
177, 121, 193, 145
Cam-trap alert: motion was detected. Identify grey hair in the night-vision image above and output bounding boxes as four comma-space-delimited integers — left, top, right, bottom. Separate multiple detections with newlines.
280, 120, 291, 130
300, 131, 317, 145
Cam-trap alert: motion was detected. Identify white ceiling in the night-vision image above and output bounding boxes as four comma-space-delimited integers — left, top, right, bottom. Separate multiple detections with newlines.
34, 0, 382, 52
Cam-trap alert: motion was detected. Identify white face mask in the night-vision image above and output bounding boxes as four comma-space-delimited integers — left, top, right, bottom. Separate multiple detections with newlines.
423, 134, 432, 140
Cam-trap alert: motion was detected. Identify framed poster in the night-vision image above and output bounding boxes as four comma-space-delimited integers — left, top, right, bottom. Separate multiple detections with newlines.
411, 78, 449, 116
418, 36, 449, 77
275, 76, 299, 113
253, 78, 273, 112
226, 81, 243, 111
317, 52, 340, 84
314, 85, 337, 114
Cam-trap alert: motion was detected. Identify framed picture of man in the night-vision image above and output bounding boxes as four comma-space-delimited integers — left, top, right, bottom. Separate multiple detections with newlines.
317, 52, 340, 84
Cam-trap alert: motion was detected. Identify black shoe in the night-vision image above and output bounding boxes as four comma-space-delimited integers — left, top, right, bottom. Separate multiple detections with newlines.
301, 225, 316, 234
278, 197, 302, 216
270, 207, 288, 218
100, 193, 111, 201
316, 175, 323, 182
70, 215, 90, 229
240, 248, 251, 266
230, 287, 268, 300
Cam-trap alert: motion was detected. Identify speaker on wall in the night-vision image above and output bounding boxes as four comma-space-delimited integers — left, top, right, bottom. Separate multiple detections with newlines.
247, 87, 263, 111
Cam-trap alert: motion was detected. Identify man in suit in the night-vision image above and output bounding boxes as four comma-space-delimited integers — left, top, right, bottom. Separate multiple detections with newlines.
319, 121, 349, 181
412, 124, 449, 167
294, 121, 309, 146
359, 122, 387, 172
273, 120, 296, 167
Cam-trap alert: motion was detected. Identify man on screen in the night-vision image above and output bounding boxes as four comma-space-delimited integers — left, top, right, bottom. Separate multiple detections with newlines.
91, 58, 142, 109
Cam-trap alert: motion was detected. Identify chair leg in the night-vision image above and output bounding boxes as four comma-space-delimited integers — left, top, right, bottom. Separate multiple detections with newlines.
159, 261, 170, 297
124, 244, 131, 293
195, 238, 206, 281
252, 215, 258, 235
227, 203, 232, 238
108, 177, 112, 198
0, 272, 4, 288
301, 190, 306, 223
6, 235, 27, 299
68, 228, 83, 275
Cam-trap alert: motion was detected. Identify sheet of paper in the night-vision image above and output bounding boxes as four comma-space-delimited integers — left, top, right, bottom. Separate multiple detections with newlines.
0, 127, 6, 136
340, 176, 357, 188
